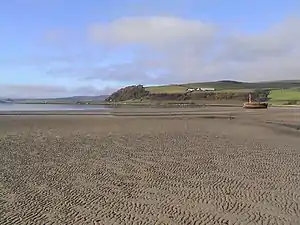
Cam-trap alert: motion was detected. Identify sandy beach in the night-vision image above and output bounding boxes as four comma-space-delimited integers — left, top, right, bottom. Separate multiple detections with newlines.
0, 107, 299, 225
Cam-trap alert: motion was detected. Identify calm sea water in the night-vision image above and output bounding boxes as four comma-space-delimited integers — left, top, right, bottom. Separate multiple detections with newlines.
0, 104, 110, 111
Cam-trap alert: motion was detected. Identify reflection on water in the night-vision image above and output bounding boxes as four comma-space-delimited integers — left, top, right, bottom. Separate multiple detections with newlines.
0, 103, 110, 111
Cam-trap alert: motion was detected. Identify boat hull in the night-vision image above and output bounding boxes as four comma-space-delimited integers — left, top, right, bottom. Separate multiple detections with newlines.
243, 102, 268, 109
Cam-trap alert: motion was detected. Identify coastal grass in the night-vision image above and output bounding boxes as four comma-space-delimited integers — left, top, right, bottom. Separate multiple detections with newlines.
269, 89, 300, 102
145, 85, 187, 93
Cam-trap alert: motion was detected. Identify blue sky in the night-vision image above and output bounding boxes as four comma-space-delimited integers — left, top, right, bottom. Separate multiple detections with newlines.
1, 0, 300, 97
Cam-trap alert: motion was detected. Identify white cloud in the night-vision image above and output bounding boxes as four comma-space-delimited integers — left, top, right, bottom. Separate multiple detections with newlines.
9, 15, 300, 92
83, 16, 300, 83
88, 16, 216, 47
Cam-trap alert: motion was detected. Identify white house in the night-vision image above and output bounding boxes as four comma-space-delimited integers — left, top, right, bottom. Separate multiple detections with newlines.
186, 88, 195, 92
200, 88, 215, 91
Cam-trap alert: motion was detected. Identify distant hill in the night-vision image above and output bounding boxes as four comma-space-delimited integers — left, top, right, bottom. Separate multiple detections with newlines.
3, 80, 300, 104
12, 95, 108, 103
0, 99, 13, 104
183, 80, 300, 89
105, 84, 250, 102
105, 80, 300, 103
49, 95, 108, 102
144, 80, 300, 94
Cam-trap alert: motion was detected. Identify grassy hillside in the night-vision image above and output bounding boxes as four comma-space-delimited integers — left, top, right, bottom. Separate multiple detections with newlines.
146, 80, 300, 94
145, 85, 187, 93
143, 80, 300, 105
106, 84, 256, 103
268, 88, 300, 104
269, 89, 300, 101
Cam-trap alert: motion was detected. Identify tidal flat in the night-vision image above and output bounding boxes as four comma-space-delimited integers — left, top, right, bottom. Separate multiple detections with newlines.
0, 108, 299, 225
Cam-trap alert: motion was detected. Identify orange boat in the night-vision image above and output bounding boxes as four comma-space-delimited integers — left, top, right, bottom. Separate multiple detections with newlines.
243, 93, 268, 109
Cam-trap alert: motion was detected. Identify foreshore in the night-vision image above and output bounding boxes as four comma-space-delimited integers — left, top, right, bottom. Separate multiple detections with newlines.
0, 107, 299, 224
0, 104, 299, 115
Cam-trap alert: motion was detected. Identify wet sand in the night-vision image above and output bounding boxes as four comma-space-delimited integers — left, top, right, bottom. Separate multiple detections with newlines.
0, 108, 299, 224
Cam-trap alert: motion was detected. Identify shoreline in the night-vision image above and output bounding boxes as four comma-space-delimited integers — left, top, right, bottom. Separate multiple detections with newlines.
0, 108, 238, 116
0, 106, 298, 117
0, 104, 299, 116
11, 102, 243, 107
6, 101, 300, 108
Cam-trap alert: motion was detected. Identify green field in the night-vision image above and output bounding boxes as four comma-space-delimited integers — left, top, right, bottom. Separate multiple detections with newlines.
146, 85, 187, 93
215, 89, 255, 93
146, 80, 300, 94
269, 89, 300, 104
145, 81, 300, 105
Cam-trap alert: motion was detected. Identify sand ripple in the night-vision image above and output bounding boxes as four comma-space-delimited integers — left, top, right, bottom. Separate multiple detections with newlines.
0, 115, 299, 224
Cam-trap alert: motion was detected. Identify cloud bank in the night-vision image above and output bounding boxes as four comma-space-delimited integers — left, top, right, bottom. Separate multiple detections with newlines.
0, 84, 112, 99
2, 15, 300, 98
82, 16, 300, 84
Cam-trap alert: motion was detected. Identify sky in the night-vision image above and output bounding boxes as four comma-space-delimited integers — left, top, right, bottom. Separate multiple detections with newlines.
1, 0, 300, 98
